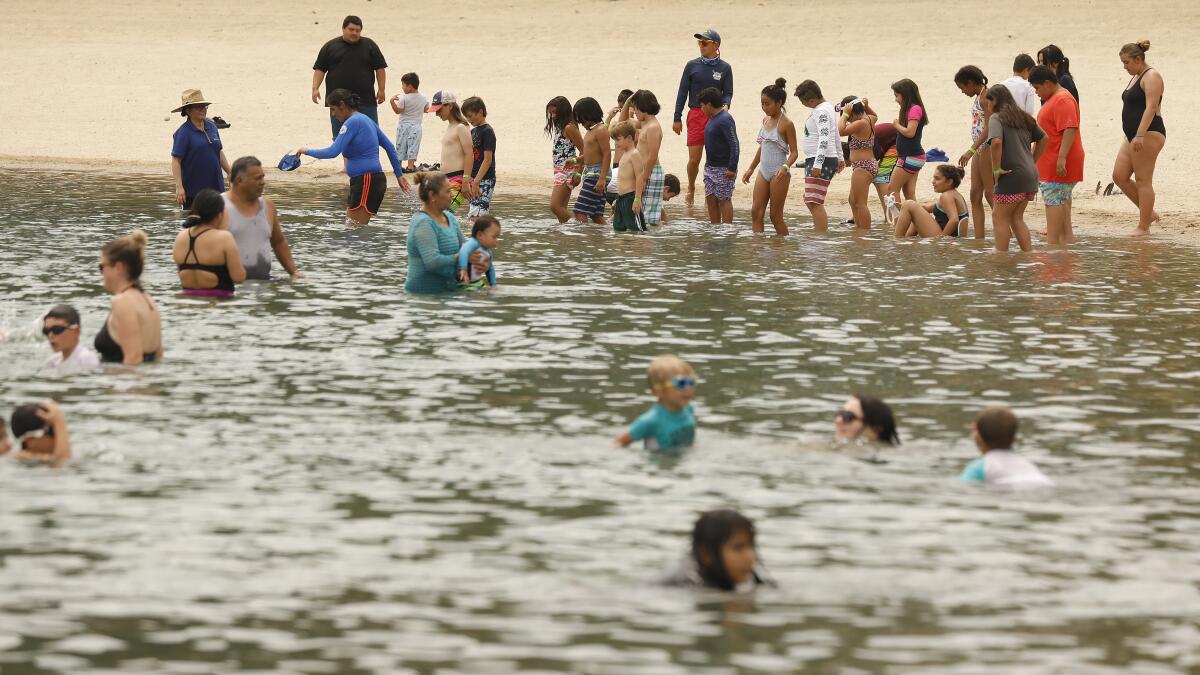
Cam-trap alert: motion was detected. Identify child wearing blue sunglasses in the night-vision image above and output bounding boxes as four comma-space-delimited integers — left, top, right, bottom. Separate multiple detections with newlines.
615, 355, 697, 451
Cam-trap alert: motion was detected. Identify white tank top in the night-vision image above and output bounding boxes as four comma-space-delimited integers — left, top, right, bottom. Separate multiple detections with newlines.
223, 194, 272, 280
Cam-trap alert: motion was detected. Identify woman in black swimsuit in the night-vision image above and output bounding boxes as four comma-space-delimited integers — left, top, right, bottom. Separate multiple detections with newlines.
172, 189, 246, 297
1113, 39, 1166, 237
95, 230, 163, 365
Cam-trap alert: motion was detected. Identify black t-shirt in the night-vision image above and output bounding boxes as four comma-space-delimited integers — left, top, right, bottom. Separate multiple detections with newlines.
471, 124, 497, 180
313, 37, 387, 106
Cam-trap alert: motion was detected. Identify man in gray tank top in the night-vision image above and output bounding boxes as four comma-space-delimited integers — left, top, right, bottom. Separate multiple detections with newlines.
225, 157, 303, 280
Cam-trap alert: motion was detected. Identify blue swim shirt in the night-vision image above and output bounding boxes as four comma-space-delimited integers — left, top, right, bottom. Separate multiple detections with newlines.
304, 112, 403, 178
456, 237, 496, 287
629, 403, 696, 451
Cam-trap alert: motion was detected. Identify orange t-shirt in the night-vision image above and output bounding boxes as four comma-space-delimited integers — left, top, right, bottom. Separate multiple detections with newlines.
1037, 90, 1085, 183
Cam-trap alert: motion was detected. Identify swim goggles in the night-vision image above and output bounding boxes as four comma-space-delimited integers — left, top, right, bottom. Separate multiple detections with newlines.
671, 376, 696, 390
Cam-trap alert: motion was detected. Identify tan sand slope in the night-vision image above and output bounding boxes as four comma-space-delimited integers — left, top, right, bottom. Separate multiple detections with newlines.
1, 0, 1195, 241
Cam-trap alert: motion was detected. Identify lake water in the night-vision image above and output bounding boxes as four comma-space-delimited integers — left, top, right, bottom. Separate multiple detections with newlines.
2, 169, 1199, 674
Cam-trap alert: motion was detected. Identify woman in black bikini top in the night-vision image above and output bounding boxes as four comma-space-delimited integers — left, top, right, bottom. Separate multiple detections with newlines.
172, 188, 246, 296
95, 230, 163, 364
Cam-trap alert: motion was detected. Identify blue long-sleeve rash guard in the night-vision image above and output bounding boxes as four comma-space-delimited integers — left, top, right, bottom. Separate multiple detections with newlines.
305, 112, 403, 178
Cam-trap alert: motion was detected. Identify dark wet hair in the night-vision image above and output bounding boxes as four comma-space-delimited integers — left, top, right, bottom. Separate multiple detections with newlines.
327, 88, 361, 110
461, 96, 486, 117
855, 393, 900, 445
838, 95, 865, 117
936, 164, 966, 188
1028, 65, 1057, 87
631, 89, 661, 116
401, 72, 419, 88
976, 406, 1018, 449
762, 78, 787, 110
44, 304, 81, 327
954, 65, 988, 88
472, 215, 500, 239
184, 189, 225, 228
230, 155, 262, 184
1038, 45, 1070, 76
1013, 53, 1036, 73
11, 403, 52, 440
617, 89, 634, 105
697, 86, 723, 108
101, 230, 149, 287
664, 174, 681, 195
417, 172, 449, 203
572, 97, 604, 126
890, 79, 929, 126
342, 15, 362, 29
985, 84, 1038, 132
692, 509, 757, 591
793, 79, 822, 102
545, 96, 572, 135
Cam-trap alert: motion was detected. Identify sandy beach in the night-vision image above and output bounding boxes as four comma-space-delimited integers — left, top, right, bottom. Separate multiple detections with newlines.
2, 0, 1196, 243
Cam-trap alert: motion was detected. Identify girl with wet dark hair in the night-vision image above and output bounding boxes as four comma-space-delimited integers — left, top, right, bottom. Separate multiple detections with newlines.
663, 509, 768, 592
172, 188, 246, 297
834, 394, 900, 445
545, 96, 584, 222
1037, 45, 1078, 102
953, 65, 993, 238
741, 78, 798, 235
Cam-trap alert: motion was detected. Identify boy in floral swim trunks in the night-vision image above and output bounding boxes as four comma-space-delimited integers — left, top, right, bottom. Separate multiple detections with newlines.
699, 87, 738, 224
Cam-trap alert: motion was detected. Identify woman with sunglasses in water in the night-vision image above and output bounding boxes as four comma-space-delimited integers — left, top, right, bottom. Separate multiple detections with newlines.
834, 394, 900, 445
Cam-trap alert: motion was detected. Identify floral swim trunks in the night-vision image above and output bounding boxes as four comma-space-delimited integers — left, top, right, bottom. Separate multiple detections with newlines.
1039, 181, 1077, 207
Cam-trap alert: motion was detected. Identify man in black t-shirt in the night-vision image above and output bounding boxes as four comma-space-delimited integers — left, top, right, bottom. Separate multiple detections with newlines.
311, 15, 388, 139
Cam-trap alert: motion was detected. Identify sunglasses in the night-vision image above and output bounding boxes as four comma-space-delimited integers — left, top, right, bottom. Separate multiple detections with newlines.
671, 376, 697, 390
697, 39, 714, 46
42, 324, 75, 337
835, 409, 861, 423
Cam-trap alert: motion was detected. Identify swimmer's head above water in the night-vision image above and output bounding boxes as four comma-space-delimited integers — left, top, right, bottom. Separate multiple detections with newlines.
835, 394, 900, 445
691, 509, 759, 591
647, 355, 697, 412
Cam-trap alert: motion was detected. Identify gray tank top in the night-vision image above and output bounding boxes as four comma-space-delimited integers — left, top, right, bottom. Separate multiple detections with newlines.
223, 194, 272, 280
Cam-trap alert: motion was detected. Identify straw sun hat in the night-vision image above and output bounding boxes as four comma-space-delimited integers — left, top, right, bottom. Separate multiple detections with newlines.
171, 88, 214, 113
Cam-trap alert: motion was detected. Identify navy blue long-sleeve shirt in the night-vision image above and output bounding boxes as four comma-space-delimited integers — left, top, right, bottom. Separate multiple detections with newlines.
673, 57, 734, 122
703, 110, 739, 172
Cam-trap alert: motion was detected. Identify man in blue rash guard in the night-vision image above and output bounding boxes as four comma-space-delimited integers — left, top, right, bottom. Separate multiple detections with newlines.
296, 88, 410, 224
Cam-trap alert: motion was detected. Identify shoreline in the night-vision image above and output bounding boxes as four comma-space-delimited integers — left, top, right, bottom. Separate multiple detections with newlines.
7, 155, 1195, 246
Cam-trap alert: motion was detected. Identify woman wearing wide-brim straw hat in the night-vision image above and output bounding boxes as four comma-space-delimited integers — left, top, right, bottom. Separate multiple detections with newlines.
170, 88, 230, 209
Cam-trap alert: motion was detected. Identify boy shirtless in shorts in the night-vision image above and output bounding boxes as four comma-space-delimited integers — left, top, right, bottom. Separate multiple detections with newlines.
610, 122, 646, 232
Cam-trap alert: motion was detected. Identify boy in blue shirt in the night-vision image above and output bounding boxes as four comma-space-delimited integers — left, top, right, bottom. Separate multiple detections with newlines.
615, 355, 697, 451
961, 406, 1052, 487
456, 215, 500, 289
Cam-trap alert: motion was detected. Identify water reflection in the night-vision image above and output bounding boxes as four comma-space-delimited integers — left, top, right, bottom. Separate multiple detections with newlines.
1, 169, 1199, 673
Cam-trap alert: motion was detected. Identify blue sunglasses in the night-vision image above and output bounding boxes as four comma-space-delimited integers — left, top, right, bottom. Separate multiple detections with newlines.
671, 376, 696, 390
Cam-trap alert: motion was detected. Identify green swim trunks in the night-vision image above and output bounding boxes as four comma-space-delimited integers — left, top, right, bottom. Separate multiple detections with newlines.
612, 192, 645, 232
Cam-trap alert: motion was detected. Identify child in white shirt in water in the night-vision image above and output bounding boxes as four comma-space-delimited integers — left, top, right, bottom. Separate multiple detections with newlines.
41, 305, 99, 370
961, 406, 1052, 486
456, 215, 500, 290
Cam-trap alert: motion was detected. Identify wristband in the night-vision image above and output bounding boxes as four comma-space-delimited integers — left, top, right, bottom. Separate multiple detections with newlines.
573, 171, 582, 178
633, 198, 642, 203
967, 147, 977, 155
992, 168, 1003, 176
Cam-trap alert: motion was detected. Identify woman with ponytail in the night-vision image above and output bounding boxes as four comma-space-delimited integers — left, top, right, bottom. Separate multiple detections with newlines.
741, 78, 798, 235
1037, 45, 1078, 102
96, 230, 163, 364
1114, 39, 1166, 237
172, 188, 246, 296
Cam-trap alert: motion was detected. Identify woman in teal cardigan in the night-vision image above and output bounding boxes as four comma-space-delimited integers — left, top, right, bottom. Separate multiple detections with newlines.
405, 173, 489, 293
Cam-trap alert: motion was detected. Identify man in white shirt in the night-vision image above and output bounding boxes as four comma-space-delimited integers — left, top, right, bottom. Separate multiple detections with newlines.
1002, 54, 1039, 116
42, 305, 99, 370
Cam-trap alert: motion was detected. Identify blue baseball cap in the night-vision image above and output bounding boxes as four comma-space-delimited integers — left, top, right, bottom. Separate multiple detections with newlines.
277, 152, 301, 171
428, 90, 457, 112
694, 29, 721, 44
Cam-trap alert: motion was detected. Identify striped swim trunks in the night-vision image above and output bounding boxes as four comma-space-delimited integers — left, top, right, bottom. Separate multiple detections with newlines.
803, 157, 840, 205
642, 164, 666, 225
572, 164, 606, 218
899, 154, 927, 175
874, 147, 898, 185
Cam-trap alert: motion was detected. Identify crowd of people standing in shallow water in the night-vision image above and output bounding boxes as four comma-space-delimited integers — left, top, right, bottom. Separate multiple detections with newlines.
0, 18, 1160, 591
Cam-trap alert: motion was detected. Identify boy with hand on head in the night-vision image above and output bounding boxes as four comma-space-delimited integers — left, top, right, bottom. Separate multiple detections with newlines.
961, 406, 1052, 487
389, 72, 428, 174
41, 304, 99, 370
700, 86, 738, 224
610, 122, 646, 232
615, 355, 697, 451
462, 96, 496, 220
1, 400, 72, 468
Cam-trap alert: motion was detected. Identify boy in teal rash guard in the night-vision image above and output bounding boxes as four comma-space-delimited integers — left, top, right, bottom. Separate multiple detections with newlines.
615, 355, 698, 451
961, 406, 1052, 487
457, 215, 500, 289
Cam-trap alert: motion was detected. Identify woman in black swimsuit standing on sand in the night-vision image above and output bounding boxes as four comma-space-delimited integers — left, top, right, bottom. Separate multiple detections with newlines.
1112, 40, 1166, 237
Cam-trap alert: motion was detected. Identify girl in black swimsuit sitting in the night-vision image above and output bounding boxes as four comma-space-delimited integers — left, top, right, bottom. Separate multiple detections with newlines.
95, 230, 163, 365
172, 188, 246, 297
1113, 39, 1166, 237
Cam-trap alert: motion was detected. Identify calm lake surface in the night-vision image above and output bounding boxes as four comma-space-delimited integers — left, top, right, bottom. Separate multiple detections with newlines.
1, 169, 1199, 674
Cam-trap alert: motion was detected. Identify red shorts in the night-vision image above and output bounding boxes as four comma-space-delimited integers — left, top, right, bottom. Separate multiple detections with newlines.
686, 107, 709, 147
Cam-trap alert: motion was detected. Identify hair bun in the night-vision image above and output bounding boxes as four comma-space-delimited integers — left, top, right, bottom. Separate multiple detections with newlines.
1138, 39, 1151, 51
129, 229, 149, 249
774, 77, 787, 89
